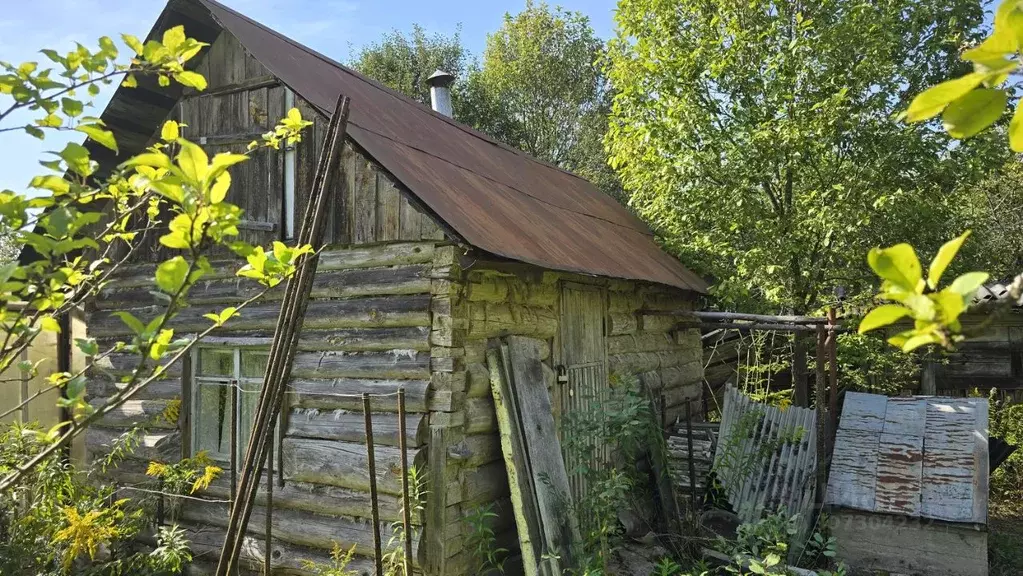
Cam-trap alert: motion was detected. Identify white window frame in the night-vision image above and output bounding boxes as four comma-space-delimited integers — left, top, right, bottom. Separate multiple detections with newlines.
189, 342, 277, 463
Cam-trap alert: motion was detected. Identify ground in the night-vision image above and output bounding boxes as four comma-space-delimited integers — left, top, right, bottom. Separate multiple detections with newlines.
989, 496, 1023, 576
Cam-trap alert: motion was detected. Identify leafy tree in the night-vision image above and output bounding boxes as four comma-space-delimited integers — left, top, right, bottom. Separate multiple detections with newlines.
349, 24, 471, 109
606, 0, 1004, 312
351, 4, 622, 198
0, 26, 315, 569
476, 1, 620, 196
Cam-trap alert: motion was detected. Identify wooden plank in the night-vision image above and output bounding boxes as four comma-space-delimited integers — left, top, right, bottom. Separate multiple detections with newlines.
398, 192, 422, 241
182, 75, 278, 99
183, 526, 372, 575
376, 172, 401, 241
487, 347, 542, 576
353, 156, 377, 243
504, 335, 580, 573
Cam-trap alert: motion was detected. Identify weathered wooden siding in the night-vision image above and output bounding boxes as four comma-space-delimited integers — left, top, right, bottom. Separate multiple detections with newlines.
931, 313, 1023, 394
421, 264, 703, 573
128, 29, 445, 266
85, 242, 439, 571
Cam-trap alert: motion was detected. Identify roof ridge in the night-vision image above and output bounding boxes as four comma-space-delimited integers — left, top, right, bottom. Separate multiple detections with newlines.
195, 0, 597, 185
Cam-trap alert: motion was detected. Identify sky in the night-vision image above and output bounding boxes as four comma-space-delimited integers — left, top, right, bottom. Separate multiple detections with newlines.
0, 0, 617, 195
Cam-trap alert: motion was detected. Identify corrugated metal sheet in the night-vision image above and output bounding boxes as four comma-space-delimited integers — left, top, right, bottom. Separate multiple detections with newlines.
713, 387, 818, 533
191, 0, 707, 293
826, 392, 989, 524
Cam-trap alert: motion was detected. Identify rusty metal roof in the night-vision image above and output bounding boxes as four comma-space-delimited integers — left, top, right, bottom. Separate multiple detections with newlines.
131, 0, 709, 293
826, 392, 989, 524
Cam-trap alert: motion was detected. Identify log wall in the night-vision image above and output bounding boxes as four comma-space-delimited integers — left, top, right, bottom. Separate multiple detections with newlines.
424, 265, 704, 573
85, 242, 441, 572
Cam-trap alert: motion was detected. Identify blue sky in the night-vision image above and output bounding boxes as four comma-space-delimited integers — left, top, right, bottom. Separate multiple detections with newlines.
0, 0, 617, 195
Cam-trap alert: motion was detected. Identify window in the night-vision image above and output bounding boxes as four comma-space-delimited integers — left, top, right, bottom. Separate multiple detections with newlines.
190, 347, 270, 462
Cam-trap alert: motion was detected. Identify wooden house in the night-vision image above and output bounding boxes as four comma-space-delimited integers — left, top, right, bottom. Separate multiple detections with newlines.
825, 392, 989, 576
82, 0, 709, 573
922, 283, 1023, 399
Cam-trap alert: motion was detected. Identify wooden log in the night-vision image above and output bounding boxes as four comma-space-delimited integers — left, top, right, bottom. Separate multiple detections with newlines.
466, 363, 491, 399
453, 433, 503, 468
88, 295, 432, 337
466, 303, 558, 339
181, 500, 406, 557
85, 427, 180, 462
464, 398, 497, 434
97, 327, 431, 354
286, 408, 427, 448
97, 265, 431, 309
88, 378, 181, 401
203, 478, 414, 525
183, 526, 370, 576
110, 243, 437, 290
282, 437, 419, 496
88, 398, 177, 429
461, 461, 510, 507
289, 378, 428, 413
289, 350, 429, 380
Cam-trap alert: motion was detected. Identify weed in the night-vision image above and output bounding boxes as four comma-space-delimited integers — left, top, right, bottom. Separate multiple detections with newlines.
465, 503, 508, 574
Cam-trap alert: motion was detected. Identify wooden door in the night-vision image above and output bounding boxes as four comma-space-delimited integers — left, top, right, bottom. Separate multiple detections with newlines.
555, 282, 608, 512
178, 85, 285, 249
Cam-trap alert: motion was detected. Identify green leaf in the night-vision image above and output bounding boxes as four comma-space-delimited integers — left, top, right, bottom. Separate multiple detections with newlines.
948, 271, 990, 297
39, 316, 61, 333
962, 27, 1017, 63
163, 26, 186, 51
174, 71, 207, 91
155, 256, 190, 294
902, 331, 941, 352
58, 142, 93, 177
113, 311, 145, 335
867, 243, 923, 293
1010, 101, 1023, 152
25, 125, 44, 140
906, 73, 985, 122
931, 289, 966, 324
941, 89, 1007, 139
76, 124, 118, 153
121, 34, 144, 54
928, 231, 971, 289
75, 337, 99, 356
176, 139, 208, 184
121, 74, 138, 88
61, 97, 83, 118
210, 172, 231, 204
858, 305, 911, 334
161, 120, 179, 142
120, 152, 171, 170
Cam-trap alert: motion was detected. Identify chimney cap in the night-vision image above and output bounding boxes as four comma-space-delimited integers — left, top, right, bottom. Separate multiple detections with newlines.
427, 69, 456, 88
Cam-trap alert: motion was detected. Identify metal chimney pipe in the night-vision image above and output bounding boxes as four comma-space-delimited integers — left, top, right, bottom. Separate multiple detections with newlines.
426, 70, 455, 118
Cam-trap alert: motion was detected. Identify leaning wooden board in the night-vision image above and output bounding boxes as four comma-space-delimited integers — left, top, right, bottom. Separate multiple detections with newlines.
488, 336, 580, 575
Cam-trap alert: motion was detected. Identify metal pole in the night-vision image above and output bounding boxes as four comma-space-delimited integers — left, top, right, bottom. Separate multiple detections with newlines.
398, 388, 414, 573
231, 380, 238, 503
685, 403, 697, 514
364, 393, 383, 576
826, 307, 839, 445
265, 436, 274, 576
814, 326, 828, 508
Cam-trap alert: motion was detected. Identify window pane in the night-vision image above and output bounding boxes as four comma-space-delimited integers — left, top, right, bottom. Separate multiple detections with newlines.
240, 351, 268, 379
238, 380, 261, 455
195, 382, 232, 460
198, 349, 234, 377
